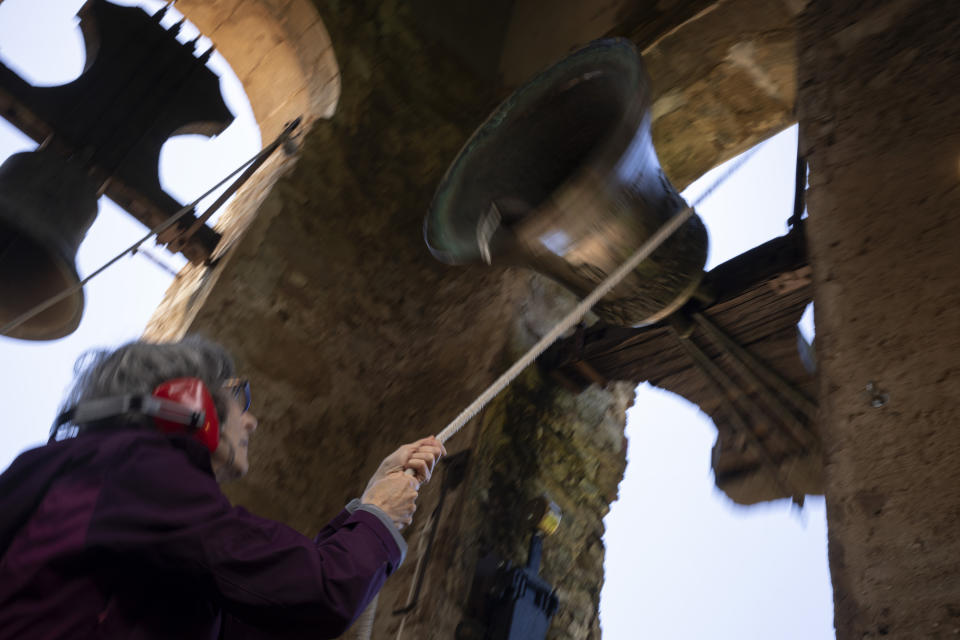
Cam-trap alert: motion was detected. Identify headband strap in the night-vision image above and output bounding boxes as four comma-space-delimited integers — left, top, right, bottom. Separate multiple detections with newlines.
54, 395, 205, 430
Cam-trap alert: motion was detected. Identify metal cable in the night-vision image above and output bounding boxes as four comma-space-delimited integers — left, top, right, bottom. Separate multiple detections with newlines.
0, 137, 287, 337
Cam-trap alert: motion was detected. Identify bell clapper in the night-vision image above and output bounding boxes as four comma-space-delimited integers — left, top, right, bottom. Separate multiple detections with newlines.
476, 202, 502, 266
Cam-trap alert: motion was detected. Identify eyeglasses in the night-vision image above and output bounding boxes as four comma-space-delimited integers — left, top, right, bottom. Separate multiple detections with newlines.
222, 378, 252, 413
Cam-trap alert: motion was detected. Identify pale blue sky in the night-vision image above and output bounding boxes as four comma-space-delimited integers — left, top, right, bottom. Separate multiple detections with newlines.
0, 3, 833, 638
600, 128, 832, 639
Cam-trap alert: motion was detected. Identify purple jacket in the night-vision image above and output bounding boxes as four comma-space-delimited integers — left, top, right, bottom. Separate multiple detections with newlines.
0, 428, 406, 639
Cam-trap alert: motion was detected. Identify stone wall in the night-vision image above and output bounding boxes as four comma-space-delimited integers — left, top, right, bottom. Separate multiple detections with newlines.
384, 365, 634, 640
127, 0, 960, 635
145, 0, 340, 341
185, 0, 509, 527
641, 0, 801, 188
140, 0, 809, 637
798, 1, 960, 637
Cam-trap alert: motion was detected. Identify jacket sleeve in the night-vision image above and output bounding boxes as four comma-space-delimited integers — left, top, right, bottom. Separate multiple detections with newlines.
85, 438, 404, 638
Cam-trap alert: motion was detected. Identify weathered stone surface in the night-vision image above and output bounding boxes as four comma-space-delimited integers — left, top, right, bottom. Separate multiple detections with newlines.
186, 0, 512, 531
498, 0, 635, 87
174, 0, 339, 137
146, 0, 340, 340
639, 0, 802, 190
141, 1, 812, 637
127, 0, 960, 636
798, 1, 960, 637
386, 363, 633, 640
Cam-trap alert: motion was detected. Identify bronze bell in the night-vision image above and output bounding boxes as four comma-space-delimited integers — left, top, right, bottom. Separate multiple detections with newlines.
0, 148, 99, 340
424, 38, 708, 327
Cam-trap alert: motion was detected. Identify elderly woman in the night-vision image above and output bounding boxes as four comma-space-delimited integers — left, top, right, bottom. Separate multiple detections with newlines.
0, 337, 444, 639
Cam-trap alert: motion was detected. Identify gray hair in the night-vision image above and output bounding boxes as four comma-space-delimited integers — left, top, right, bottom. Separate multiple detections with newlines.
53, 336, 236, 439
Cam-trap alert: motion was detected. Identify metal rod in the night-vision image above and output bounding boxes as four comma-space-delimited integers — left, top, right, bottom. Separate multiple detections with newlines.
787, 148, 807, 229
133, 246, 181, 277
0, 131, 293, 338
573, 360, 607, 387
169, 117, 301, 252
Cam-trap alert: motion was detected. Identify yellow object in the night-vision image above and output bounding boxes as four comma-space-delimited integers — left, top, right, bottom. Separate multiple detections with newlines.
537, 500, 562, 537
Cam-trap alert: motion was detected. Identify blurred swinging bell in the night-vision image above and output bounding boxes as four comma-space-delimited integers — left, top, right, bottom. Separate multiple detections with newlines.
425, 38, 708, 327
0, 148, 99, 340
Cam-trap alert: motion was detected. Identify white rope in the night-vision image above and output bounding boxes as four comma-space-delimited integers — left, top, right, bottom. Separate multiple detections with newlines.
435, 144, 760, 446
391, 146, 762, 640
370, 145, 762, 640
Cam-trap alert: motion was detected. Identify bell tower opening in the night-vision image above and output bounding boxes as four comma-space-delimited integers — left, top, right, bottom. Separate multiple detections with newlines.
599, 125, 834, 639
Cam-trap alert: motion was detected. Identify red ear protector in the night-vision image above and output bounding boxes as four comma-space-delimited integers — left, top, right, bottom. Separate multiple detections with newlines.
152, 378, 221, 452
53, 377, 237, 453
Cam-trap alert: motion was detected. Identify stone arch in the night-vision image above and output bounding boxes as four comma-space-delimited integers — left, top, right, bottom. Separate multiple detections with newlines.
174, 0, 340, 142
144, 0, 339, 339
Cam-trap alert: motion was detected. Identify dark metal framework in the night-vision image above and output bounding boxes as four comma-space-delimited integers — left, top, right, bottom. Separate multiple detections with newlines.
0, 0, 235, 264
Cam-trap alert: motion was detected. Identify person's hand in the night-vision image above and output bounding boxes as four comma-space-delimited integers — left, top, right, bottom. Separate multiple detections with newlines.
365, 436, 447, 492
360, 472, 420, 530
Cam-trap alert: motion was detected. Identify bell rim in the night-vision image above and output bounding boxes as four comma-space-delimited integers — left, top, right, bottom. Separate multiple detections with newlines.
424, 37, 648, 266
0, 221, 85, 341
0, 148, 97, 340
